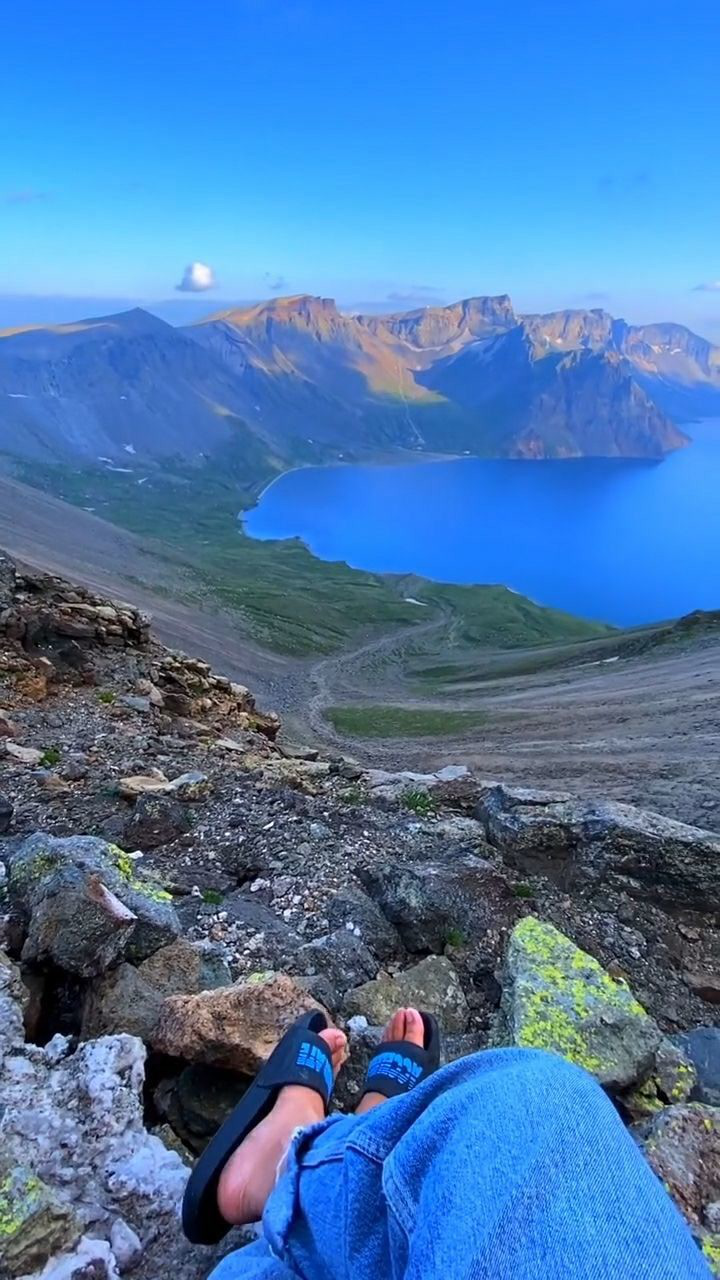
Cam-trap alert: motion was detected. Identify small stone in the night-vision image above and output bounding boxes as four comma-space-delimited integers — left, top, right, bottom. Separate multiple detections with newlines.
110, 1218, 143, 1272
0, 791, 13, 834
0, 710, 18, 737
117, 772, 170, 800
684, 972, 720, 1004
4, 742, 43, 765
118, 694, 152, 713
166, 771, 212, 802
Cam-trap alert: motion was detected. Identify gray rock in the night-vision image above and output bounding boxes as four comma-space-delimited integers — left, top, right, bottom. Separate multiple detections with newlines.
296, 929, 377, 1000
675, 1028, 720, 1107
0, 790, 13, 834
0, 951, 26, 1062
7, 833, 180, 975
344, 956, 469, 1032
163, 1063, 249, 1153
82, 939, 232, 1041
327, 886, 401, 961
118, 694, 152, 713
478, 785, 720, 911
358, 854, 517, 954
497, 916, 662, 1091
123, 792, 191, 849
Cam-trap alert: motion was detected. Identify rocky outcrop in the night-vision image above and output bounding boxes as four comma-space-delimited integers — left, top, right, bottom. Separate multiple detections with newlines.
477, 783, 720, 910
7, 833, 180, 975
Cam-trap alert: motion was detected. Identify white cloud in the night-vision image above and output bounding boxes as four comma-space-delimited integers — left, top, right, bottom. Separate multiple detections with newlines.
693, 280, 720, 293
176, 262, 217, 293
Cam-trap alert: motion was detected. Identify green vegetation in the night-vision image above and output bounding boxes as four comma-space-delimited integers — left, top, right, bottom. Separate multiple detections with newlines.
513, 882, 535, 899
401, 788, 436, 816
40, 746, 61, 767
445, 926, 468, 948
97, 690, 116, 704
201, 888, 224, 906
326, 705, 487, 739
16, 451, 612, 660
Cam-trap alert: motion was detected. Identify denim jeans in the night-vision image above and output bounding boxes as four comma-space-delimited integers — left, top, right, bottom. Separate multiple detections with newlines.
209, 1048, 711, 1279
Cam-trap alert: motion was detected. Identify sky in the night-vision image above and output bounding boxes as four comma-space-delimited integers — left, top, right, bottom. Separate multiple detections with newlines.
2, 0, 719, 335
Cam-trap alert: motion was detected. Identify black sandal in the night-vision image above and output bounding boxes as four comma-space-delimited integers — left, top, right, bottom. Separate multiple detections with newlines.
182, 1011, 336, 1245
359, 1012, 441, 1102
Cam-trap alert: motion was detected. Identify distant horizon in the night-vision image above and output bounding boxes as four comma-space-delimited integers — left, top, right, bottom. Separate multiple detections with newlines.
0, 289, 718, 343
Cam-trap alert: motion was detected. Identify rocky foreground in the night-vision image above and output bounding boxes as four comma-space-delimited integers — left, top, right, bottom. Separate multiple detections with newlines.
1, 552, 719, 1279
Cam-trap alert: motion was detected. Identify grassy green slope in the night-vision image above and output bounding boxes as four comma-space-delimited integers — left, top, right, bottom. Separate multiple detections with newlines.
13, 451, 612, 658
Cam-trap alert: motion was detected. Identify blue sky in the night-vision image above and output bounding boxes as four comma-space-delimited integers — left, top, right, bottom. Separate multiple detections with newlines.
2, 0, 719, 334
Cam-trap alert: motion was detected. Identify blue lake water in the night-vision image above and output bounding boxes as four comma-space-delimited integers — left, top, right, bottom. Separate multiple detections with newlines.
244, 420, 720, 625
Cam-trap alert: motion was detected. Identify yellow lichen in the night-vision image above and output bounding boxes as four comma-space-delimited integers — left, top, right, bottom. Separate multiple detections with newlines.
702, 1235, 720, 1275
510, 917, 650, 1075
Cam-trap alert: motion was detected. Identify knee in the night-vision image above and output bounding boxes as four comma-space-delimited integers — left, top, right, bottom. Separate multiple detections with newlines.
461, 1047, 614, 1121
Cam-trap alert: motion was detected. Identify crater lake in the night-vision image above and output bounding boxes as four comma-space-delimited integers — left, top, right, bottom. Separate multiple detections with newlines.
244, 419, 720, 626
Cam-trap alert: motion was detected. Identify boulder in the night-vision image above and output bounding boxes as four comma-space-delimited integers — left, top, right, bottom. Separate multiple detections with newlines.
498, 916, 662, 1090
7, 833, 180, 975
327, 887, 401, 961
344, 956, 469, 1032
477, 785, 720, 910
0, 1028, 196, 1280
153, 973, 326, 1072
162, 1064, 249, 1153
675, 1028, 720, 1107
0, 710, 18, 737
122, 792, 192, 849
82, 939, 232, 1041
359, 854, 517, 954
684, 972, 720, 1005
363, 764, 472, 803
637, 1104, 720, 1269
296, 929, 377, 1002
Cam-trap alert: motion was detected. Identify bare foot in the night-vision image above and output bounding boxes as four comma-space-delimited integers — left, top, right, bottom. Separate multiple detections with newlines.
217, 1027, 347, 1226
355, 1007, 426, 1115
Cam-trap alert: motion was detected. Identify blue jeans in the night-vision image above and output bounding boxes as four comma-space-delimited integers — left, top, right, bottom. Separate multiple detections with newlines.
209, 1048, 710, 1279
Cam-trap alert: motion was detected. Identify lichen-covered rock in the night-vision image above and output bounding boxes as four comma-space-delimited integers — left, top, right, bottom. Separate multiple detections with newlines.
0, 1159, 80, 1277
637, 1103, 720, 1272
153, 972, 325, 1072
81, 940, 232, 1041
498, 916, 661, 1089
0, 790, 12, 834
7, 833, 180, 974
358, 854, 516, 954
344, 956, 469, 1032
0, 1018, 212, 1280
624, 1038, 698, 1119
477, 785, 720, 910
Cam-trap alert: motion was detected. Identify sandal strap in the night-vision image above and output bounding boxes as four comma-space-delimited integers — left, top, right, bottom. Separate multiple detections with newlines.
261, 1024, 335, 1105
363, 1039, 434, 1099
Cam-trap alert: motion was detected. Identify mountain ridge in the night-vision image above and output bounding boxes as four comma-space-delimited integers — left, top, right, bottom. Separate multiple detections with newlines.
1, 291, 717, 472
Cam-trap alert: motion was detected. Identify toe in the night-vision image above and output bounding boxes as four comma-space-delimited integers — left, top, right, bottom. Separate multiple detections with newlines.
384, 1008, 407, 1042
404, 1007, 426, 1048
320, 1027, 348, 1072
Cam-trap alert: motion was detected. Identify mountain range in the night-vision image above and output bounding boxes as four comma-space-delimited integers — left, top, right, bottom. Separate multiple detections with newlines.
1, 293, 718, 472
